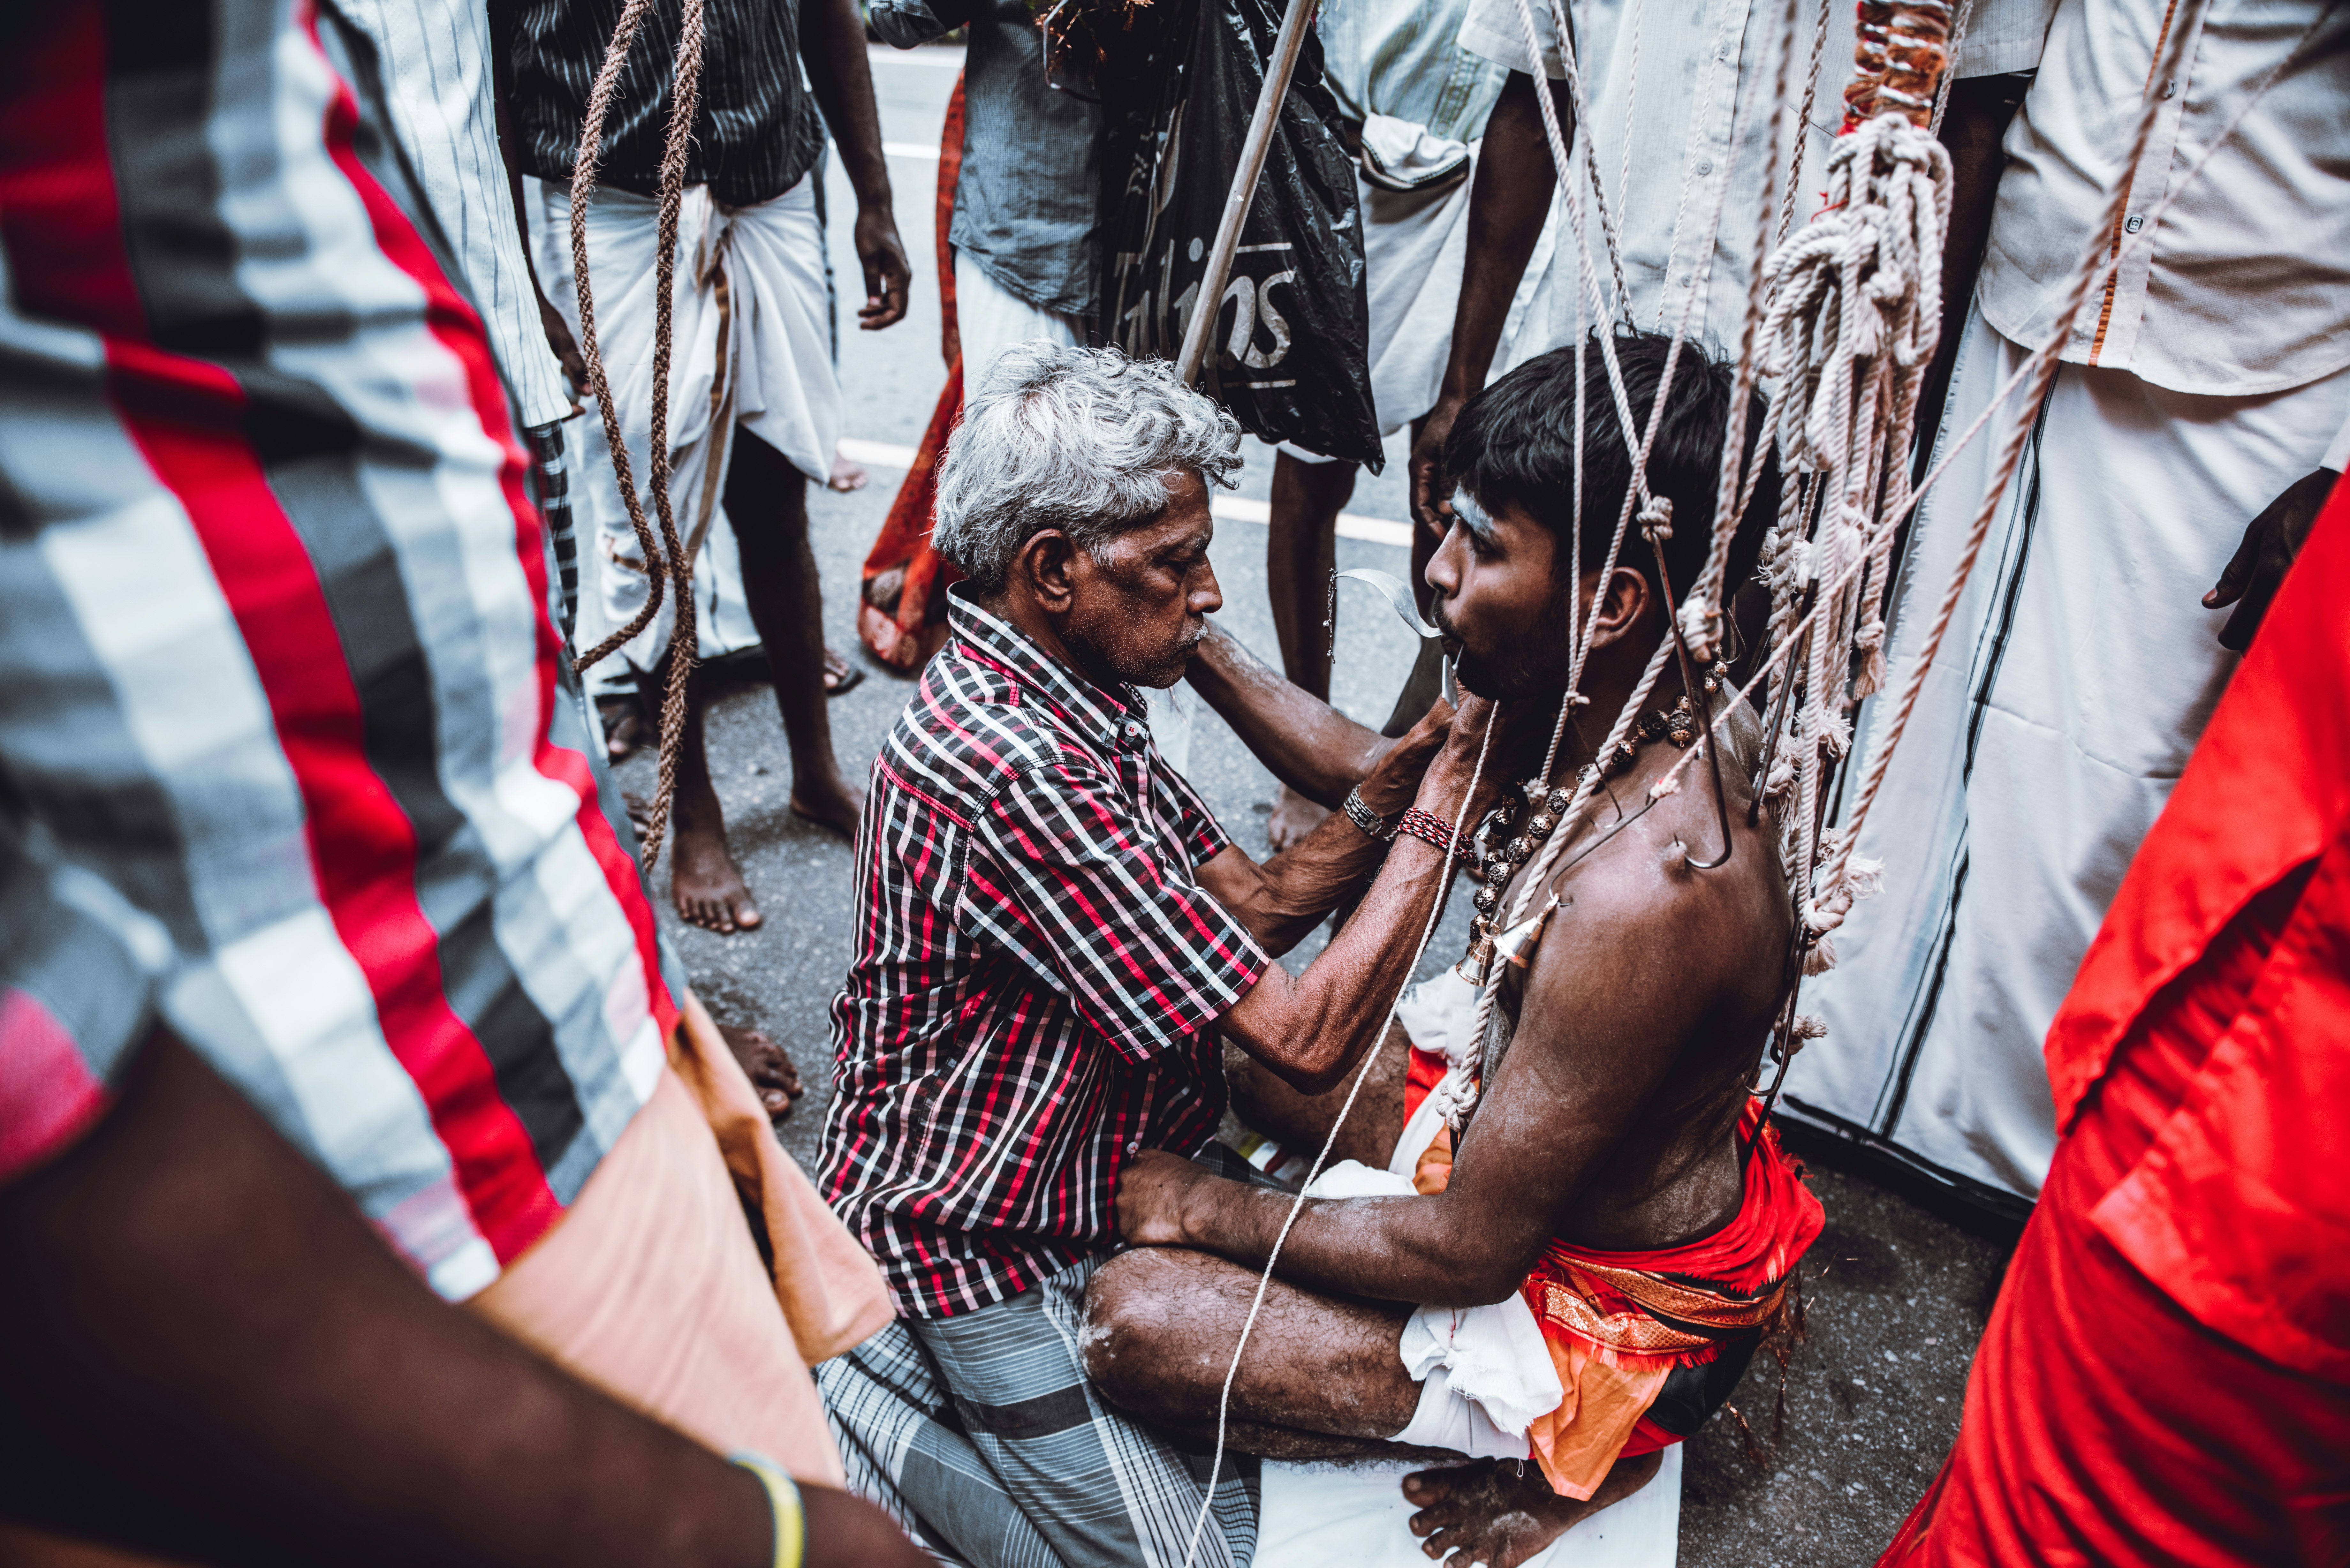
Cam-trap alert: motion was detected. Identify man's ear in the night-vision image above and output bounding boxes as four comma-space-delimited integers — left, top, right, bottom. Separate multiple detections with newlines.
1586, 565, 1654, 648
1010, 529, 1081, 614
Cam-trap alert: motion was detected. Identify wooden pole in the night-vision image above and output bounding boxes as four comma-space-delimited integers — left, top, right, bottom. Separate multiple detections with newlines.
1175, 0, 1318, 386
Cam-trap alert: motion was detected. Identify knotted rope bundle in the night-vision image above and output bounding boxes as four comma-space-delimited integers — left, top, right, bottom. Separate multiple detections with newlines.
1745, 4, 1952, 974
566, 0, 708, 875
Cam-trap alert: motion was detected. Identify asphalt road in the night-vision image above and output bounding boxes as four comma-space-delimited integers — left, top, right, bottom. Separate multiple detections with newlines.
595, 45, 2014, 1567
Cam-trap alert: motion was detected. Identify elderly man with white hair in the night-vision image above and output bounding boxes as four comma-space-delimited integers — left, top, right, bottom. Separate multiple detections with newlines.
813, 343, 1497, 1566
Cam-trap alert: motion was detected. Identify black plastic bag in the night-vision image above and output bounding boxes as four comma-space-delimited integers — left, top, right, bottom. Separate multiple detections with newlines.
1091, 0, 1381, 467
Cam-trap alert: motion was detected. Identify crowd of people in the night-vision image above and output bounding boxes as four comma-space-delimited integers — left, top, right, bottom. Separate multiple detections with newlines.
1, 0, 2342, 1565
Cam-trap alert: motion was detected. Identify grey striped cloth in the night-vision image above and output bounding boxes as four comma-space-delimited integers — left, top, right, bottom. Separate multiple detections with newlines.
819, 1253, 1260, 1568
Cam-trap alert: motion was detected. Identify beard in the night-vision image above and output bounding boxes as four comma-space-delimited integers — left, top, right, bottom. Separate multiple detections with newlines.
1431, 595, 1575, 701
1069, 617, 1203, 692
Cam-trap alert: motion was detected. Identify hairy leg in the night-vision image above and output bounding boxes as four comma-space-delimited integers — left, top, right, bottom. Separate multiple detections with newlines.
1224, 1022, 1409, 1171
1403, 1450, 1663, 1568
725, 432, 862, 837
1080, 1246, 1425, 1445
666, 661, 762, 934
1265, 451, 1357, 850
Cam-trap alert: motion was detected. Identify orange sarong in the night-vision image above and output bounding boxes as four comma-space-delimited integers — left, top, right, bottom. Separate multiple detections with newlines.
1405, 1058, 1824, 1500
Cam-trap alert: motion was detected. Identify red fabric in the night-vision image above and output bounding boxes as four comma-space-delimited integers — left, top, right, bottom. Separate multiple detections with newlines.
1877, 895, 2350, 1565
859, 71, 966, 672
1879, 478, 2350, 1566
0, 991, 113, 1184
2045, 475, 2350, 1378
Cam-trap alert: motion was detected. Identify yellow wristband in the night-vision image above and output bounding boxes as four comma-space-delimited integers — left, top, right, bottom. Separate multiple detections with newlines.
730, 1453, 805, 1568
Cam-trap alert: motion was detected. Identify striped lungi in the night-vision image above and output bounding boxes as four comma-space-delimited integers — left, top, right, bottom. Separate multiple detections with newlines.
819, 1251, 1261, 1568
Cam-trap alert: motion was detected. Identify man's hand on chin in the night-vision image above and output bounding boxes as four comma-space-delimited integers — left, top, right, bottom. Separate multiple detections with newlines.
1116, 1149, 1209, 1248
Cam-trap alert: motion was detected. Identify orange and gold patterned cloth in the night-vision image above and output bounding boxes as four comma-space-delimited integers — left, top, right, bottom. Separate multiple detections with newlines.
1406, 1055, 1823, 1499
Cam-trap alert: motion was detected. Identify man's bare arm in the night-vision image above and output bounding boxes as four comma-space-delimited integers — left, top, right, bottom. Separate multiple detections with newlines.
0, 1029, 924, 1568
1127, 822, 1733, 1304
1194, 696, 1448, 954
1186, 620, 1399, 808
1406, 71, 1572, 531
799, 0, 912, 329
1201, 697, 1511, 1095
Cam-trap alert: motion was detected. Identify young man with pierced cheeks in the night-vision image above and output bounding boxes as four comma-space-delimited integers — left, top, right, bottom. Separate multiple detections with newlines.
1087, 332, 1826, 1568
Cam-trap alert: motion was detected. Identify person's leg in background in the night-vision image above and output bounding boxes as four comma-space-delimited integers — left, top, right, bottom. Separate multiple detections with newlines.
1265, 448, 1355, 849
727, 429, 864, 839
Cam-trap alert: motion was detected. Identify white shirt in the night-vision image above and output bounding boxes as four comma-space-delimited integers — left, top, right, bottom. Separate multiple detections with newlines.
1977, 0, 2350, 400
1457, 0, 1850, 357
330, 0, 575, 429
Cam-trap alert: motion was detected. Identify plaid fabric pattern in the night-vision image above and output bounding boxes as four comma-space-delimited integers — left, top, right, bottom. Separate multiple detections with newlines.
0, 0, 676, 1297
819, 1254, 1260, 1568
819, 589, 1268, 1317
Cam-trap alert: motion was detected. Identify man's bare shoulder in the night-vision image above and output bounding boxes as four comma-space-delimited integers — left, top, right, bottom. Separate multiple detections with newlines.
1519, 709, 1789, 1013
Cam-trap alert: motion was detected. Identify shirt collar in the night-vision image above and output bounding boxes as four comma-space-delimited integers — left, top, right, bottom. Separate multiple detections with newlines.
945, 586, 1153, 758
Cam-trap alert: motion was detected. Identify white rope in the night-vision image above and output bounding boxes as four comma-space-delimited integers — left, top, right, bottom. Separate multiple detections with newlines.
1654, 0, 2310, 928
1177, 717, 1496, 1568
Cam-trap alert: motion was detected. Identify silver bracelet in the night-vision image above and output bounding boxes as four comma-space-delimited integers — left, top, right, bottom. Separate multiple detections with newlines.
1341, 784, 1397, 842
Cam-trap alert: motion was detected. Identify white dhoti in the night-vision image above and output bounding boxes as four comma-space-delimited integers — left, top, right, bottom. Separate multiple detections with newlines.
1257, 969, 1684, 1566
1785, 304, 2350, 1201
530, 174, 840, 691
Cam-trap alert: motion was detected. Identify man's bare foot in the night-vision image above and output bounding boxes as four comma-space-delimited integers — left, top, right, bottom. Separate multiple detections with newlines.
790, 771, 865, 840
1266, 783, 1331, 852
1403, 1451, 1659, 1567
828, 450, 868, 492
671, 817, 762, 933
823, 645, 866, 697
718, 1024, 803, 1125
598, 693, 648, 765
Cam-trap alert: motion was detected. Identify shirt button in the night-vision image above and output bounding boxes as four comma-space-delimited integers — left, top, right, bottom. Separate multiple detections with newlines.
1695, 159, 1713, 176
2124, 214, 2145, 234
1123, 721, 1145, 740
1126, 1140, 1140, 1153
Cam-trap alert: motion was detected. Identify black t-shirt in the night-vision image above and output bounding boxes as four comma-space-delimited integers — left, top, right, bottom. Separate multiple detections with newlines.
497, 0, 824, 209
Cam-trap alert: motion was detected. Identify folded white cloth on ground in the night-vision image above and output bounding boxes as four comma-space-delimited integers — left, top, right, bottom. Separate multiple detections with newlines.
1301, 1158, 1564, 1460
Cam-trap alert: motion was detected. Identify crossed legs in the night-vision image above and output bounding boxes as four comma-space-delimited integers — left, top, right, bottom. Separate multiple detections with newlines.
1078, 1027, 1662, 1566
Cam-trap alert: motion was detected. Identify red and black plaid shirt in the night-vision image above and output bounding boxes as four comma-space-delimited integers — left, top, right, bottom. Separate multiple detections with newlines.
819, 591, 1268, 1317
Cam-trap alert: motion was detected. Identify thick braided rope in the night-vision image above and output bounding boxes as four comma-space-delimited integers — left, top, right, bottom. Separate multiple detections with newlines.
1741, 111, 1950, 921
1661, 0, 2304, 923
566, 0, 709, 873
635, 0, 709, 877
1178, 716, 1496, 1568
568, 0, 668, 673
1804, 0, 2212, 939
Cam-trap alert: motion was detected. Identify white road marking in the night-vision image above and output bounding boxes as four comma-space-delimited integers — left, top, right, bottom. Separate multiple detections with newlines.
834, 439, 1412, 548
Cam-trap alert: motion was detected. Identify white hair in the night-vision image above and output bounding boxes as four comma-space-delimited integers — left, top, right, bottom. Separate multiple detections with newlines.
932, 343, 1243, 595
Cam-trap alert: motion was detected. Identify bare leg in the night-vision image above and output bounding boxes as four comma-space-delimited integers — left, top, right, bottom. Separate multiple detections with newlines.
1266, 451, 1357, 850
665, 661, 762, 934
725, 432, 864, 838
1082, 1246, 1423, 1444
1403, 1450, 1663, 1568
1224, 1023, 1408, 1171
